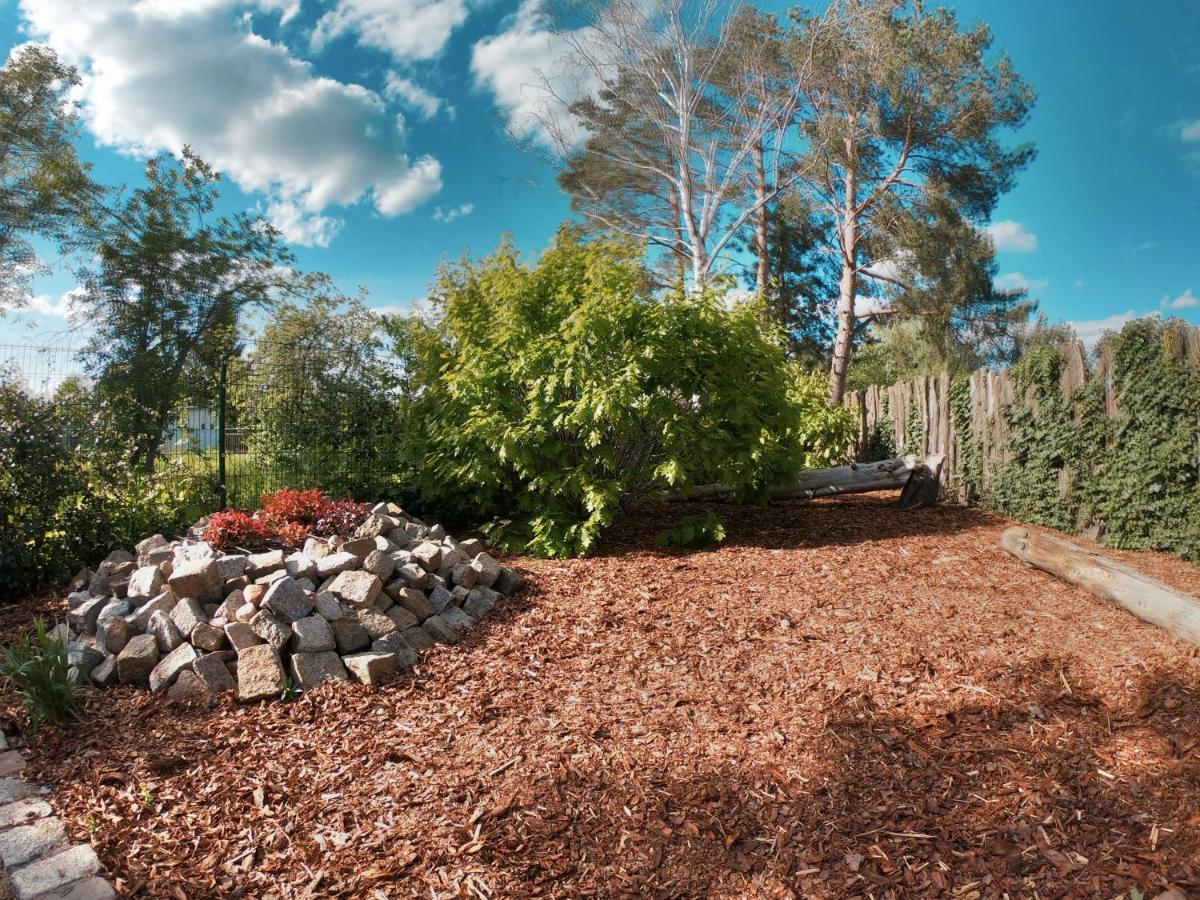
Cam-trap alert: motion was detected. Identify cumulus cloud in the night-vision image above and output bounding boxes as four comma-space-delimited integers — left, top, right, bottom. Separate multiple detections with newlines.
1067, 310, 1144, 349
432, 202, 474, 223
995, 272, 1047, 294
384, 74, 448, 120
985, 220, 1038, 253
19, 0, 443, 246
312, 0, 469, 63
26, 287, 86, 320
471, 0, 598, 148
1161, 288, 1199, 310
1181, 119, 1200, 142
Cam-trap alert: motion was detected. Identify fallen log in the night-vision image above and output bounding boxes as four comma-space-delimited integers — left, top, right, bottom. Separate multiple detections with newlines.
672, 454, 944, 503
1001, 526, 1200, 646
898, 454, 945, 509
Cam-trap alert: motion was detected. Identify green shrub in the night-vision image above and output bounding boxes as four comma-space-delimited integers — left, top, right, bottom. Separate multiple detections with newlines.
397, 228, 832, 557
0, 620, 81, 734
656, 512, 727, 549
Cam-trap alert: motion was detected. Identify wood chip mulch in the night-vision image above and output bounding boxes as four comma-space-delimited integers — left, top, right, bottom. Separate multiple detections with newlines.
4, 495, 1200, 898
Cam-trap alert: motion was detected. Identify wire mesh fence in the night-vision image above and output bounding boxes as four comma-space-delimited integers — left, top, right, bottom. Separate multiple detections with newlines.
1, 335, 413, 515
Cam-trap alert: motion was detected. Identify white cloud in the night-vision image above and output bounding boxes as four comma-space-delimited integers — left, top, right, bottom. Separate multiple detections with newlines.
1181, 119, 1200, 142
1161, 288, 1199, 310
1067, 310, 1144, 350
470, 0, 598, 148
312, 0, 469, 63
19, 0, 443, 246
384, 74, 447, 120
26, 287, 86, 319
986, 220, 1038, 253
432, 202, 474, 223
995, 272, 1048, 294
264, 199, 343, 247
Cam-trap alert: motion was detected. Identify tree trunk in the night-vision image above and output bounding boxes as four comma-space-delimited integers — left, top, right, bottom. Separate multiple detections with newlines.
1000, 526, 1200, 646
671, 455, 939, 502
827, 163, 858, 405
754, 139, 769, 294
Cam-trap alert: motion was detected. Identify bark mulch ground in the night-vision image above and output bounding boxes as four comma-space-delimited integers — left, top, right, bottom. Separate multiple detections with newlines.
3, 494, 1200, 898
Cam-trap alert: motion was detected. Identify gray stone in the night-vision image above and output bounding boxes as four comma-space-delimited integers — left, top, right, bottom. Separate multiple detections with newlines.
328, 570, 382, 609
373, 592, 394, 613
469, 552, 502, 589
249, 610, 292, 652
149, 642, 198, 693
40, 876, 117, 900
0, 778, 36, 804
261, 576, 313, 623
0, 752, 24, 778
385, 605, 419, 631
89, 654, 119, 688
341, 536, 376, 561
67, 598, 107, 636
411, 541, 442, 572
427, 585, 454, 615
451, 561, 479, 589
392, 563, 429, 591
117, 635, 160, 685
192, 652, 236, 692
126, 564, 165, 599
223, 622, 262, 653
102, 548, 135, 568
422, 614, 459, 645
254, 569, 287, 587
95, 602, 133, 655
291, 616, 335, 653
427, 523, 447, 542
136, 532, 168, 556
450, 585, 470, 606
457, 537, 485, 558
217, 591, 244, 621
315, 551, 359, 579
342, 651, 398, 685
362, 549, 395, 582
0, 797, 52, 828
245, 549, 285, 578
0, 816, 66, 868
167, 557, 222, 603
314, 592, 348, 621
236, 645, 285, 702
66, 591, 92, 611
396, 587, 434, 622
147, 611, 184, 653
215, 554, 248, 580
404, 521, 428, 540
303, 537, 332, 559
356, 609, 397, 641
169, 597, 208, 638
463, 586, 499, 619
441, 604, 476, 635
371, 633, 419, 669
290, 651, 349, 691
436, 547, 464, 580
284, 552, 317, 582
190, 621, 228, 652
9, 842, 101, 899
87, 572, 113, 598
494, 566, 524, 595
330, 617, 370, 655
66, 644, 104, 677
127, 589, 176, 631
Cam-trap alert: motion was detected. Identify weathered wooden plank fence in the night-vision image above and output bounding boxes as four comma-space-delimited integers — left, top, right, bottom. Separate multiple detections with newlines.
843, 324, 1200, 500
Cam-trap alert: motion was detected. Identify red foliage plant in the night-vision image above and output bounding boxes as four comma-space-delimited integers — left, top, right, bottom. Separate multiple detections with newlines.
259, 489, 327, 529
204, 510, 274, 552
314, 500, 371, 538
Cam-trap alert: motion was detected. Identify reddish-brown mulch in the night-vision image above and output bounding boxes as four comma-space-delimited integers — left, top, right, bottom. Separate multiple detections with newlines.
5, 495, 1200, 898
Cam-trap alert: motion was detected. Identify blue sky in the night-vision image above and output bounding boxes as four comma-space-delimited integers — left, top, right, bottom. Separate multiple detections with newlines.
1, 0, 1198, 350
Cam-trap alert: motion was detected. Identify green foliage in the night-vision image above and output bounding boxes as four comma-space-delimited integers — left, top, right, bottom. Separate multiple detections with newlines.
397, 229, 827, 558
656, 512, 727, 549
786, 371, 858, 468
0, 620, 81, 735
0, 379, 210, 595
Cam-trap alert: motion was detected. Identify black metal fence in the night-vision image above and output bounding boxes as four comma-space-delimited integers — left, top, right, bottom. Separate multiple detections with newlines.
1, 336, 412, 514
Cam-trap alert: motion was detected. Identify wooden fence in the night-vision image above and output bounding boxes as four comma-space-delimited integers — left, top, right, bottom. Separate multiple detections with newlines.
843, 325, 1200, 500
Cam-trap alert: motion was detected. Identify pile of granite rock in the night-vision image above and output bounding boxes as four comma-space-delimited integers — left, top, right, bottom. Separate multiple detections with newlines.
62, 503, 523, 704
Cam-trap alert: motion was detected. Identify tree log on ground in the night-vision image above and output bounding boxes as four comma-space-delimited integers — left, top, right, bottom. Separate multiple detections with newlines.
672, 455, 944, 503
1001, 526, 1200, 646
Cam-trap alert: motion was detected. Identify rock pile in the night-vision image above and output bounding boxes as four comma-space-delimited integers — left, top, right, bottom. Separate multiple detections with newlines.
61, 503, 523, 704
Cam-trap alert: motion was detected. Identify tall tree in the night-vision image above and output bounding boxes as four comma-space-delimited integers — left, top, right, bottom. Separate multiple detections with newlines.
80, 149, 317, 471
788, 0, 1035, 403
546, 0, 827, 289
0, 45, 98, 310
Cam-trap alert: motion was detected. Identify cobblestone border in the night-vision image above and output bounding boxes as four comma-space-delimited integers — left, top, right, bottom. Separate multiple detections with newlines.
0, 734, 115, 899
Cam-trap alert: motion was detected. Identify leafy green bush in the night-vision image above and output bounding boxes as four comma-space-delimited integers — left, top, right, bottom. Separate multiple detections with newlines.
785, 371, 858, 469
656, 512, 727, 549
397, 229, 832, 557
0, 620, 81, 734
1, 379, 211, 595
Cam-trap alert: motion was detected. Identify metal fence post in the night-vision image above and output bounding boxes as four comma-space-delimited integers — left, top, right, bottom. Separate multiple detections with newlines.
217, 352, 228, 511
